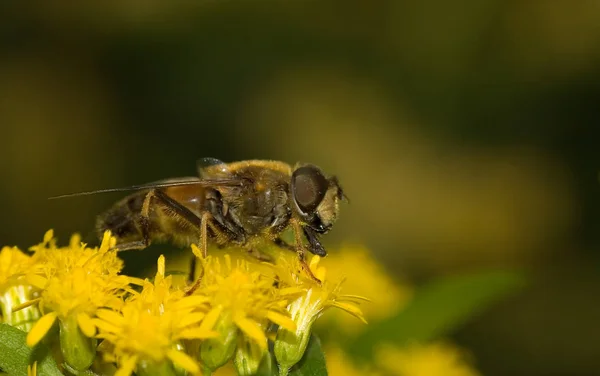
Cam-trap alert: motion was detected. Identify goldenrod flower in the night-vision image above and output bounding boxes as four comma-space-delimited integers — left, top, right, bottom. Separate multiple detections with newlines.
95, 255, 216, 376
375, 342, 482, 376
191, 247, 296, 370
26, 230, 131, 371
274, 254, 367, 374
0, 245, 41, 331
0, 245, 33, 291
319, 245, 412, 333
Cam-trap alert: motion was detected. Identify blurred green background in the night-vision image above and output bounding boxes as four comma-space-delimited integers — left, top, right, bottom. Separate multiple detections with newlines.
1, 1, 599, 375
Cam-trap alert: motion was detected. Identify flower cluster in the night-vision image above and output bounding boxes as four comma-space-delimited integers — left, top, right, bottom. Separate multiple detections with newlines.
0, 231, 366, 376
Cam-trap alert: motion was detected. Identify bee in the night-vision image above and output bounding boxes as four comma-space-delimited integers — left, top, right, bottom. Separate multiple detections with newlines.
52, 158, 346, 285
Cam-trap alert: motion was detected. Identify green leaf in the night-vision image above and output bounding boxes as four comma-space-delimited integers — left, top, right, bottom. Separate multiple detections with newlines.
0, 323, 63, 376
348, 270, 525, 359
288, 335, 327, 376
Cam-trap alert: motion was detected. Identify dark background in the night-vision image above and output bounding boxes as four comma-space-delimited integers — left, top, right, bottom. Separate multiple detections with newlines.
1, 2, 599, 375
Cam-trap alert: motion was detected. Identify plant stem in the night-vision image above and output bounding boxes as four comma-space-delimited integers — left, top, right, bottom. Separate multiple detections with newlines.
278, 365, 289, 376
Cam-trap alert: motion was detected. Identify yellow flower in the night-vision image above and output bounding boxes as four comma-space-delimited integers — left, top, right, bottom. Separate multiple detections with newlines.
193, 247, 297, 348
0, 246, 41, 331
274, 254, 367, 373
95, 255, 216, 376
318, 245, 412, 333
26, 230, 129, 349
0, 245, 34, 291
375, 342, 482, 376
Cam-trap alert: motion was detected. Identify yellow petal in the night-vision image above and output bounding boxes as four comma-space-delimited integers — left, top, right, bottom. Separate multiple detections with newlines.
176, 327, 219, 340
115, 355, 137, 376
92, 318, 120, 334
69, 233, 82, 249
27, 361, 37, 376
279, 287, 303, 296
234, 316, 267, 349
176, 312, 206, 329
77, 312, 96, 337
157, 255, 165, 277
198, 306, 222, 333
43, 229, 54, 244
309, 255, 321, 270
191, 245, 203, 259
25, 275, 48, 290
27, 312, 57, 347
126, 276, 147, 286
96, 309, 125, 326
224, 254, 232, 270
167, 349, 200, 374
316, 269, 326, 282
99, 231, 114, 254
331, 302, 367, 324
170, 295, 210, 310
266, 311, 296, 332
338, 294, 371, 302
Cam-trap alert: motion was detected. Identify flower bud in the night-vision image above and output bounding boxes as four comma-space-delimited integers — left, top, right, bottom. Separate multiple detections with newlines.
274, 293, 318, 372
233, 337, 266, 376
200, 315, 238, 370
59, 315, 97, 372
137, 358, 179, 376
274, 326, 311, 374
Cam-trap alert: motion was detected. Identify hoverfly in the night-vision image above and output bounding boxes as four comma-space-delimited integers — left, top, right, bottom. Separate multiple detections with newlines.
52, 158, 346, 288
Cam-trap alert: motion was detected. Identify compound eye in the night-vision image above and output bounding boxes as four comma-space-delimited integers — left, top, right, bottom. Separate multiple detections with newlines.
291, 165, 328, 215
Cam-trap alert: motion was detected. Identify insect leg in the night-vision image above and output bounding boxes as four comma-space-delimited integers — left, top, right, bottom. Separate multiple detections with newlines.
111, 189, 207, 253
273, 225, 328, 256
290, 218, 322, 284
205, 190, 245, 243
111, 190, 156, 251
152, 189, 202, 227
184, 212, 211, 296
185, 255, 205, 296
303, 227, 327, 256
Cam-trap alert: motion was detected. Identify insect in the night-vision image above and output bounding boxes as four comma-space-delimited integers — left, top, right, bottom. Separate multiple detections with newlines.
52, 158, 346, 285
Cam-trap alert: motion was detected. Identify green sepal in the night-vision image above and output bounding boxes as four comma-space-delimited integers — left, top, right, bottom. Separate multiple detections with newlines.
200, 316, 238, 371
59, 315, 97, 372
287, 335, 327, 376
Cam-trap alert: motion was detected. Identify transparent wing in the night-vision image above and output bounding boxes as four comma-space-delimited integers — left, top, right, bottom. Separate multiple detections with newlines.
49, 176, 246, 200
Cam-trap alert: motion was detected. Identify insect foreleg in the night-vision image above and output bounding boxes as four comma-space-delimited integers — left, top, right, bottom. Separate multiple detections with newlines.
290, 218, 322, 284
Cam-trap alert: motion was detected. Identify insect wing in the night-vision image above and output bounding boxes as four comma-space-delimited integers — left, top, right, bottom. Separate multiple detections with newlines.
49, 176, 246, 199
